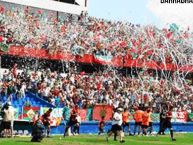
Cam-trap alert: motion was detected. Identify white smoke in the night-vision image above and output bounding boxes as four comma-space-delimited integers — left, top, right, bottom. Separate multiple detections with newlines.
147, 0, 193, 30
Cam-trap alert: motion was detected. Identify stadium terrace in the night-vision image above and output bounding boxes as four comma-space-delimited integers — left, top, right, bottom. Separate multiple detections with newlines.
0, 0, 193, 143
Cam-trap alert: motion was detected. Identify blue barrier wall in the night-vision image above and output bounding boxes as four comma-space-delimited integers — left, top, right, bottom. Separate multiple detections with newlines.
13, 121, 193, 134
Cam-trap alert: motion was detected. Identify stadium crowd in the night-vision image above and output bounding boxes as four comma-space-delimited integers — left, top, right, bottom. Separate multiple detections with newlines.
0, 2, 193, 113
0, 2, 192, 144
0, 65, 193, 113
0, 3, 193, 65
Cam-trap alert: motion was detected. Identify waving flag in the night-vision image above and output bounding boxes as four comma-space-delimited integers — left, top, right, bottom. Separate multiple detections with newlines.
94, 55, 112, 65
92, 105, 113, 121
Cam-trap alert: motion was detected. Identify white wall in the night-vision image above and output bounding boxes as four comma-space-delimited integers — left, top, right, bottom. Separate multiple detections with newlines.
1, 0, 87, 15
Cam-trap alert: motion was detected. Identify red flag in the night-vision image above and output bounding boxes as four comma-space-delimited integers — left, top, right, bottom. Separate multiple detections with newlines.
92, 105, 113, 121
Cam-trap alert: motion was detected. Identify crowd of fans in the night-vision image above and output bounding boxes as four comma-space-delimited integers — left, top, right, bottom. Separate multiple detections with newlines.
0, 2, 193, 114
0, 65, 193, 113
0, 2, 193, 65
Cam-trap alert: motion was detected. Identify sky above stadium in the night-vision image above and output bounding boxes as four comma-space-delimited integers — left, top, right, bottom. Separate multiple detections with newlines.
88, 0, 193, 30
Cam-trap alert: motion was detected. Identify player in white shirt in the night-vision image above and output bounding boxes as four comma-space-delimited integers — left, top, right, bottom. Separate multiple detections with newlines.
106, 108, 125, 143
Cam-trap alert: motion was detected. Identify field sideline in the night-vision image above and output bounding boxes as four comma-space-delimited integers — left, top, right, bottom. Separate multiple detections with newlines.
0, 134, 193, 145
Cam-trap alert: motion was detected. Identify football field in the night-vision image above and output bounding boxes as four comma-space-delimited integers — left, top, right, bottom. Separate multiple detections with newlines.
0, 134, 193, 145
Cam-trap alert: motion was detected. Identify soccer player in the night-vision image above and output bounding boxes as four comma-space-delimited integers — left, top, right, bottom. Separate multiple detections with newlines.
133, 107, 143, 135
164, 106, 176, 141
106, 108, 125, 143
98, 116, 105, 135
42, 108, 52, 137
157, 107, 167, 135
147, 108, 153, 135
31, 115, 45, 142
64, 104, 80, 137
73, 115, 81, 135
122, 108, 132, 135
141, 107, 150, 136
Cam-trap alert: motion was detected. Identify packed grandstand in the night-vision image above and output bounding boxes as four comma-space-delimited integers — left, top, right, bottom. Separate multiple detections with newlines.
0, 0, 193, 135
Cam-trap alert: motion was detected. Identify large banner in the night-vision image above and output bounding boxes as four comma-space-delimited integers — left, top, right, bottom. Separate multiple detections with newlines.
92, 105, 113, 121
40, 108, 88, 126
20, 106, 40, 120
3, 45, 192, 72
172, 111, 188, 123
19, 106, 189, 123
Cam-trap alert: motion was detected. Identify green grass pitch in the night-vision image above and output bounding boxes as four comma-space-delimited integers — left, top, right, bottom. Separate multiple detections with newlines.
0, 134, 193, 145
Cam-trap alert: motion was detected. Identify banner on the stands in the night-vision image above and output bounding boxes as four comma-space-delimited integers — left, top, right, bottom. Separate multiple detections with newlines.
19, 106, 189, 123
94, 55, 113, 64
172, 111, 188, 122
92, 105, 113, 121
21, 106, 40, 120
40, 107, 93, 125
5, 45, 193, 73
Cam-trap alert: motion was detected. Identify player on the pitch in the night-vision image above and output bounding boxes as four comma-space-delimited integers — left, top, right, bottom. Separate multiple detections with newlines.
64, 104, 80, 137
165, 106, 176, 141
42, 108, 52, 137
98, 116, 105, 135
106, 108, 125, 143
122, 108, 132, 135
158, 105, 176, 141
133, 106, 143, 135
147, 108, 153, 135
141, 107, 151, 136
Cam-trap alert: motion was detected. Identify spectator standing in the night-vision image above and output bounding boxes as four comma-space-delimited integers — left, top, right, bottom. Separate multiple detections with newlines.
2, 102, 14, 137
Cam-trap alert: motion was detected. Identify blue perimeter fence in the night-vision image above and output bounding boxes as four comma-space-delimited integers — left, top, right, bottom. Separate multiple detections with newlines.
12, 121, 193, 134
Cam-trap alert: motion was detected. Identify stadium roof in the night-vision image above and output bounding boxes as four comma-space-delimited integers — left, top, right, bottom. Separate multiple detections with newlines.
1, 0, 87, 15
